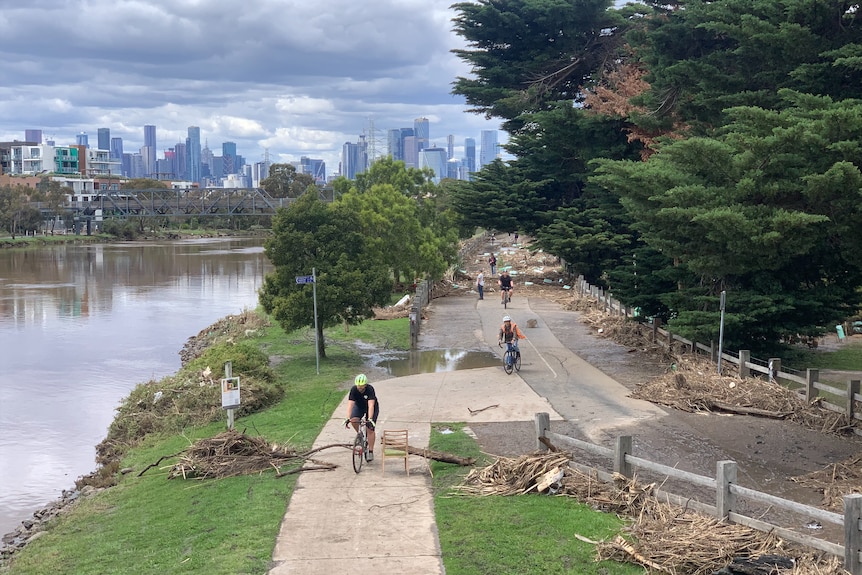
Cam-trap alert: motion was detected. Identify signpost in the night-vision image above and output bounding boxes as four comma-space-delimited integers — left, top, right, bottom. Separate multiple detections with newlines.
221, 361, 240, 430
296, 269, 320, 374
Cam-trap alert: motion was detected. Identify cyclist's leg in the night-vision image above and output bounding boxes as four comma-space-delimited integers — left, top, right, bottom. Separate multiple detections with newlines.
506, 342, 514, 365
366, 404, 379, 459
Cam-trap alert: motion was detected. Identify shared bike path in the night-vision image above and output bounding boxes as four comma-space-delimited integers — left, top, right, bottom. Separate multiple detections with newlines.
267, 292, 666, 574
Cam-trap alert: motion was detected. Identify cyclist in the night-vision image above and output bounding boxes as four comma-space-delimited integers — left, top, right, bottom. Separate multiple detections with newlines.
344, 374, 379, 462
498, 270, 513, 304
498, 315, 526, 367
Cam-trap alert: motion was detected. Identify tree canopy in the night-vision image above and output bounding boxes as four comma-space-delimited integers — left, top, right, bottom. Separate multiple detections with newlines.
449, 0, 862, 352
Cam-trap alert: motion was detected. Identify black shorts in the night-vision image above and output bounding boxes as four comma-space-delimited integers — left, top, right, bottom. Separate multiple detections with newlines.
350, 403, 380, 423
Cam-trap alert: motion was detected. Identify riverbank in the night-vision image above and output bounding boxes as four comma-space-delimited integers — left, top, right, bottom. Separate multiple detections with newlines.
0, 228, 271, 249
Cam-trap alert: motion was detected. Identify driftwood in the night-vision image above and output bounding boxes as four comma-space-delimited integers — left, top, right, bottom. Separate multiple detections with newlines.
703, 399, 793, 419
468, 404, 499, 415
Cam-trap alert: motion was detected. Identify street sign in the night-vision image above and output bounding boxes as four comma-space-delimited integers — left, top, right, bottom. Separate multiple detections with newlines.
295, 275, 315, 284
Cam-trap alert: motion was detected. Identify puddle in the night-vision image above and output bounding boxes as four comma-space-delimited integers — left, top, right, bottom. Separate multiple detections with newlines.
375, 349, 500, 376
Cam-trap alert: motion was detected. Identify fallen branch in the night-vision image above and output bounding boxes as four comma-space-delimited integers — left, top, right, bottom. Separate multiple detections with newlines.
704, 400, 792, 419
468, 404, 499, 415
406, 445, 475, 466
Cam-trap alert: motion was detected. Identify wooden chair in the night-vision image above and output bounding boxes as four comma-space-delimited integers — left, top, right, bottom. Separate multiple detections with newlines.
381, 429, 410, 476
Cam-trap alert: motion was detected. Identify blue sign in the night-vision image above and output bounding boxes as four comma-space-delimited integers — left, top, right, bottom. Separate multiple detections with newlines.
295, 275, 315, 284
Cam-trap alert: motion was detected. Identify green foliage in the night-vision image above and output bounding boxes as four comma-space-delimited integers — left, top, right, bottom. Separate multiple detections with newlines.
260, 193, 393, 358
261, 163, 317, 198
99, 218, 143, 239
121, 178, 169, 190
98, 340, 280, 463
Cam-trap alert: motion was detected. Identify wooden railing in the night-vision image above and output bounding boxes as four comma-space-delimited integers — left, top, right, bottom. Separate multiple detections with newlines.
574, 275, 862, 431
534, 413, 862, 574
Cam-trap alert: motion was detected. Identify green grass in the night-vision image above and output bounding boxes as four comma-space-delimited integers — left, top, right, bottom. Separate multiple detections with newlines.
429, 424, 642, 575
785, 339, 862, 371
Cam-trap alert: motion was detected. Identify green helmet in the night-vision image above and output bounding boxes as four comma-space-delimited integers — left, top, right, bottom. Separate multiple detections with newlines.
354, 374, 367, 387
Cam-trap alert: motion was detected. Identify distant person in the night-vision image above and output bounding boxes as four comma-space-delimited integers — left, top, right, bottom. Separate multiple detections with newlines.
476, 270, 485, 300
513, 232, 519, 244
488, 253, 497, 276
344, 374, 379, 462
498, 270, 513, 304
498, 315, 526, 367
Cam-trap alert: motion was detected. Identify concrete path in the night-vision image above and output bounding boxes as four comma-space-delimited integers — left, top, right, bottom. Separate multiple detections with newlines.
268, 368, 562, 574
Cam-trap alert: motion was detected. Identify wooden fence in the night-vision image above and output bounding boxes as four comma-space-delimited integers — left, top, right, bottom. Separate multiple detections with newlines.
574, 276, 862, 432
534, 413, 862, 574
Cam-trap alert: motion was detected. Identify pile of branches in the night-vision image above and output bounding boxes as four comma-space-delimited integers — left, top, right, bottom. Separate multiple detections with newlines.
458, 453, 845, 575
792, 453, 862, 512
631, 355, 854, 435
163, 430, 336, 480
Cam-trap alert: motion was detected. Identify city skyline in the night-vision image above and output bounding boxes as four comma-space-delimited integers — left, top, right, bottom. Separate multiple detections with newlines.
0, 1, 506, 177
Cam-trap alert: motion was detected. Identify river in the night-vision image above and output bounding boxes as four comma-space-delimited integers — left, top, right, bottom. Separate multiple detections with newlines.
0, 237, 271, 536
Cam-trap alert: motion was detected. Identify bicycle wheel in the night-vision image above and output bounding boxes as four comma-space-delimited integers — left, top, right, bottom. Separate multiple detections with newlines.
352, 433, 364, 473
504, 293, 508, 309
514, 351, 521, 372
503, 351, 514, 375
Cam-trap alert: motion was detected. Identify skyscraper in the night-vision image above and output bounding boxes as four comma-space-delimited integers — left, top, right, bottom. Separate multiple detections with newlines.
144, 125, 156, 177
414, 117, 429, 154
76, 132, 89, 148
187, 126, 201, 183
447, 135, 454, 160
24, 129, 42, 144
479, 130, 498, 169
341, 135, 368, 180
110, 137, 123, 162
418, 146, 448, 184
387, 129, 403, 162
464, 137, 476, 176
222, 142, 237, 175
97, 128, 110, 151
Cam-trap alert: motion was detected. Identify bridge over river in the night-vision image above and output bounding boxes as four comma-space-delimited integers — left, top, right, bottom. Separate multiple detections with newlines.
55, 187, 334, 220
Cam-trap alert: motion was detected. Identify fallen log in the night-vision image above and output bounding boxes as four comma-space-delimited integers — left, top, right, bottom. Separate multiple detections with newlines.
404, 445, 474, 466
703, 399, 792, 419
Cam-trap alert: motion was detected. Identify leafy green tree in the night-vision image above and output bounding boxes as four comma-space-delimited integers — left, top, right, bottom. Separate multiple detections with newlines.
0, 184, 30, 238
121, 178, 169, 190
451, 0, 628, 132
592, 92, 862, 349
259, 193, 392, 359
261, 164, 316, 199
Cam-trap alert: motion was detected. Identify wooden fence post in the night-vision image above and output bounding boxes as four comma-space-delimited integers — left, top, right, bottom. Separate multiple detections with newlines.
716, 460, 737, 520
652, 318, 661, 343
710, 341, 716, 363
739, 350, 750, 378
844, 494, 862, 575
535, 412, 550, 452
848, 380, 860, 419
768, 358, 781, 384
614, 436, 632, 478
807, 369, 820, 402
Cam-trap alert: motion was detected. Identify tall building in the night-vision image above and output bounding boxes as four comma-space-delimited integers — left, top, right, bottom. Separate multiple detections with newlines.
414, 117, 429, 154
447, 135, 454, 160
479, 130, 498, 169
76, 132, 89, 148
24, 129, 42, 144
110, 137, 123, 162
222, 142, 237, 175
143, 125, 156, 177
464, 137, 476, 176
97, 128, 110, 151
187, 126, 201, 183
174, 142, 187, 182
300, 156, 326, 183
418, 146, 448, 184
387, 129, 403, 162
341, 135, 368, 180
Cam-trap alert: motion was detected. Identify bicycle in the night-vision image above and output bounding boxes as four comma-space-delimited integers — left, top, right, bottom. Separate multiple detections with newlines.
346, 417, 372, 473
501, 288, 511, 309
499, 341, 521, 375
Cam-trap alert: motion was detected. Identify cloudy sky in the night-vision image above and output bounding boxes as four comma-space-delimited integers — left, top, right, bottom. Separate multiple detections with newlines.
0, 0, 505, 174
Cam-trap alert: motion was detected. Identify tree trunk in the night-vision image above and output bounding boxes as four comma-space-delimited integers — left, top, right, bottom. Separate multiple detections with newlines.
404, 445, 474, 466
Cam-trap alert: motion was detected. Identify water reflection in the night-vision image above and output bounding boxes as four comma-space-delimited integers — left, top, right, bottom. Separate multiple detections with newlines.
0, 238, 270, 536
376, 349, 500, 376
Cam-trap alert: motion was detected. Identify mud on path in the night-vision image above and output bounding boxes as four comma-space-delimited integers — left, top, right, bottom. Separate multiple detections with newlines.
418, 233, 862, 519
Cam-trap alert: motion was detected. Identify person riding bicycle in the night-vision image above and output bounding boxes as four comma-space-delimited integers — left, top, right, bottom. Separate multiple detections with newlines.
344, 374, 379, 462
498, 315, 525, 366
498, 270, 513, 304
